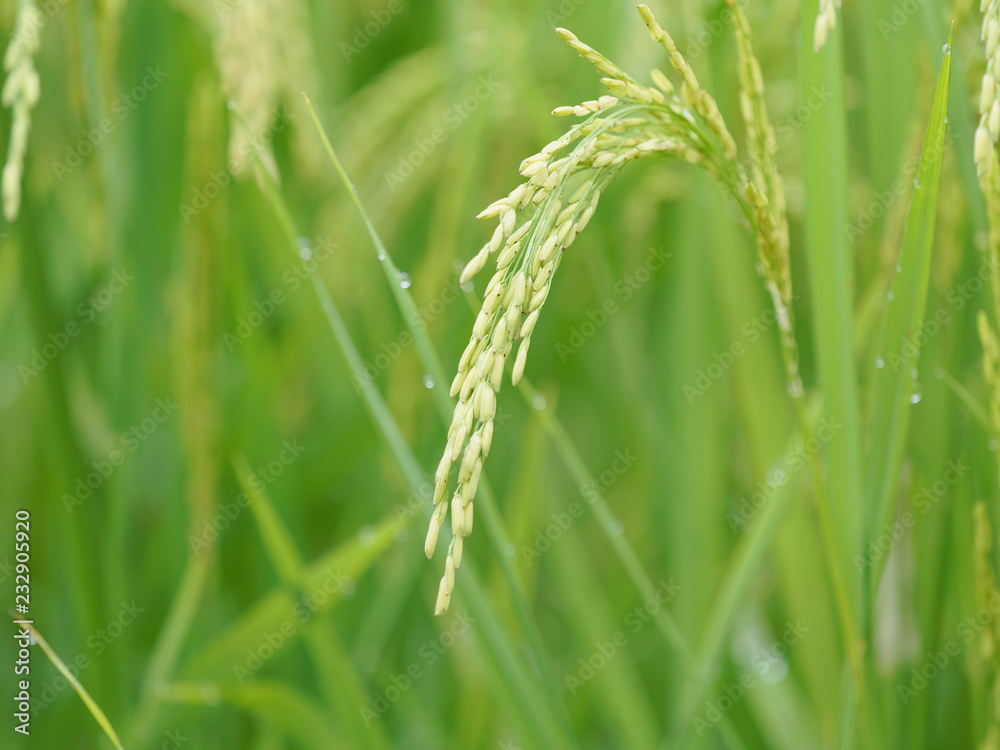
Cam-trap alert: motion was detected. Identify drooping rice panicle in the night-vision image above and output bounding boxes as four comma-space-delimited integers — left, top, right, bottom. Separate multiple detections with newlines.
976, 1, 1000, 483
425, 4, 802, 615
974, 5, 1000, 746
2, 0, 42, 221
725, 0, 799, 402
813, 0, 841, 52
978, 1, 1000, 331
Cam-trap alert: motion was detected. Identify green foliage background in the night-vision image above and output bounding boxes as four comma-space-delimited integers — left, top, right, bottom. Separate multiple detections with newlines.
0, 0, 993, 748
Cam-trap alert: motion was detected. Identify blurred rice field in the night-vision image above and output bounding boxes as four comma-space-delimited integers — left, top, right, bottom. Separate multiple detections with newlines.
0, 0, 998, 748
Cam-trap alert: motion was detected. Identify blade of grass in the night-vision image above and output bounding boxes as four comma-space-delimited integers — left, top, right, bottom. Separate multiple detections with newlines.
512, 378, 746, 750
180, 509, 404, 678
667, 398, 824, 746
163, 681, 341, 750
934, 367, 994, 435
14, 618, 124, 749
800, 0, 865, 623
302, 92, 451, 420
867, 29, 954, 597
232, 453, 392, 750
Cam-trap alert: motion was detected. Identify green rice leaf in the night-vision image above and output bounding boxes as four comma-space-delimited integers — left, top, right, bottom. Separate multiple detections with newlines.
866, 30, 953, 592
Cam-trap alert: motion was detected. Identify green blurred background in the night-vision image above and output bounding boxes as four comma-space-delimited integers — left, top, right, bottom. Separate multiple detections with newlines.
0, 0, 994, 747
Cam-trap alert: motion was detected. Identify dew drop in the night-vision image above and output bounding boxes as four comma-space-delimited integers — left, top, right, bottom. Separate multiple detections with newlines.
913, 178, 922, 189
887, 291, 895, 301
504, 543, 516, 557
339, 579, 357, 599
990, 438, 998, 452
609, 520, 625, 536
910, 391, 922, 405
358, 525, 377, 547
532, 395, 547, 410
875, 357, 885, 369
896, 263, 902, 273
398, 272, 412, 289
378, 253, 386, 261
758, 658, 789, 685
943, 43, 951, 55
297, 237, 313, 259
226, 100, 236, 111
423, 375, 434, 389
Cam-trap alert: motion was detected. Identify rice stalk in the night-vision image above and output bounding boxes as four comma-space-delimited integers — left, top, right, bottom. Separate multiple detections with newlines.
1, 0, 42, 221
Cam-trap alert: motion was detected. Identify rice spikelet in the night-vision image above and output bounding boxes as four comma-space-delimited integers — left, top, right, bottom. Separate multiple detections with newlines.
813, 0, 841, 52
2, 0, 42, 221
